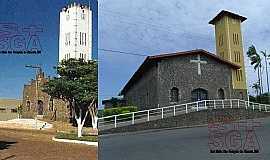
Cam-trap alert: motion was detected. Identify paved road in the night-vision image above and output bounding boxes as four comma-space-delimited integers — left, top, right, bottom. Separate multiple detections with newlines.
99, 117, 270, 160
0, 129, 97, 160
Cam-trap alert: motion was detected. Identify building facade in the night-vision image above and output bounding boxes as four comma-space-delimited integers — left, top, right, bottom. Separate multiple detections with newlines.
22, 69, 68, 121
59, 2, 92, 62
120, 10, 248, 110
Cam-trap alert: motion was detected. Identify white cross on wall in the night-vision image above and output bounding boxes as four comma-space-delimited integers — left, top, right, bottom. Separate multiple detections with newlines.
190, 54, 207, 75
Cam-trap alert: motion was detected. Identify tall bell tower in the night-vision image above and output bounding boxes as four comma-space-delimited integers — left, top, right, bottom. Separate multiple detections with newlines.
209, 10, 247, 92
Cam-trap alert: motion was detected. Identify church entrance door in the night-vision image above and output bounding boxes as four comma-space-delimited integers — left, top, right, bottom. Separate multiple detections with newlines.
37, 100, 43, 115
191, 88, 208, 102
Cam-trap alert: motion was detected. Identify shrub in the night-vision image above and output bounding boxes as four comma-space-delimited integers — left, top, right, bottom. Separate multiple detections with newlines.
98, 106, 138, 120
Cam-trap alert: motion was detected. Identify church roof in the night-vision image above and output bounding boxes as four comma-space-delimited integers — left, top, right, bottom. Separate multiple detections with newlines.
120, 49, 240, 95
209, 10, 247, 25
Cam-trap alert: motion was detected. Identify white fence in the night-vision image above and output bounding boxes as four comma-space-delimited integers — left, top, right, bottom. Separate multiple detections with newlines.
98, 99, 270, 131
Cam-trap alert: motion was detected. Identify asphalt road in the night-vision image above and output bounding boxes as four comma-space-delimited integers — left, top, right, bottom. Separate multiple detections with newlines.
99, 117, 270, 160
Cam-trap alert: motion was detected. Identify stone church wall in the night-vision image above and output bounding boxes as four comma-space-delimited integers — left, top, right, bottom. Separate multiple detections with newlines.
22, 73, 69, 122
157, 54, 234, 107
124, 64, 158, 110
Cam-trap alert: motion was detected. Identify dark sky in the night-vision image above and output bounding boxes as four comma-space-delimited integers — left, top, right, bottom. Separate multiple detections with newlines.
0, 0, 97, 99
99, 0, 270, 107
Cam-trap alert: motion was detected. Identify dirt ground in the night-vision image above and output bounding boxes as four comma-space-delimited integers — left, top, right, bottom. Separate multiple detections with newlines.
0, 128, 97, 160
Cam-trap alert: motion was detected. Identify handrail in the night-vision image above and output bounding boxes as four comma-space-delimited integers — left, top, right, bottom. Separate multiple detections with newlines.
98, 99, 270, 129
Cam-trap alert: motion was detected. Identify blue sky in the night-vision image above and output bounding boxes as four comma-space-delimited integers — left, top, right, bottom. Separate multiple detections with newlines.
99, 0, 270, 107
0, 0, 97, 99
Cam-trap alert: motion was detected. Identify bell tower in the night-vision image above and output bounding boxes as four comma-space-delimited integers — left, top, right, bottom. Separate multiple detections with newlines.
209, 10, 247, 91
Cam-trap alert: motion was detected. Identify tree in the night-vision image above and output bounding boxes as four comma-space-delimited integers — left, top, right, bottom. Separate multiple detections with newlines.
252, 82, 260, 99
247, 45, 263, 96
42, 59, 98, 137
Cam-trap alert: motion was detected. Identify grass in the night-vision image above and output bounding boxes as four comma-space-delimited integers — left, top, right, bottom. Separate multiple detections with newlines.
55, 132, 98, 142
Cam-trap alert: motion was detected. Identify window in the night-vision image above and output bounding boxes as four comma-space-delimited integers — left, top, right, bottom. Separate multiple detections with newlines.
219, 34, 223, 46
218, 88, 225, 99
170, 87, 179, 103
80, 32, 81, 45
65, 33, 70, 46
84, 33, 87, 46
26, 101, 31, 111
233, 33, 240, 45
234, 51, 241, 62
236, 70, 243, 81
81, 33, 84, 45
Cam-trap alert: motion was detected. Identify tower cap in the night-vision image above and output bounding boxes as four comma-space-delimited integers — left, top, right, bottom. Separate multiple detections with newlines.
209, 10, 247, 25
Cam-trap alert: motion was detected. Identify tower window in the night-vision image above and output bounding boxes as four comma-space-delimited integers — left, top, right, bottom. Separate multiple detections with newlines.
80, 32, 81, 45
81, 33, 84, 45
234, 51, 241, 62
65, 33, 70, 46
236, 70, 243, 81
233, 33, 240, 45
218, 34, 223, 46
84, 33, 87, 46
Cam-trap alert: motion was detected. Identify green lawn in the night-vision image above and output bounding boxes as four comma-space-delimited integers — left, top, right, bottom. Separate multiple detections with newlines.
55, 132, 98, 142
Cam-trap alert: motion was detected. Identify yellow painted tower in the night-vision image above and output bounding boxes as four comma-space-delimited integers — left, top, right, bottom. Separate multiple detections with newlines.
209, 10, 247, 90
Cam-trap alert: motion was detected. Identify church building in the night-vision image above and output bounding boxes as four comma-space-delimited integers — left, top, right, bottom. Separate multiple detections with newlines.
120, 10, 248, 110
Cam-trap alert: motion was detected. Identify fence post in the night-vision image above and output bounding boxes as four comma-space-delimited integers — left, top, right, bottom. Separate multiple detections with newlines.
173, 106, 176, 116
214, 100, 216, 109
265, 105, 267, 112
259, 105, 262, 112
205, 101, 207, 109
230, 100, 233, 108
237, 99, 240, 108
132, 113, 135, 124
196, 102, 199, 111
266, 105, 268, 112
185, 104, 188, 114
114, 115, 117, 128
245, 101, 248, 110
147, 110, 150, 121
253, 104, 254, 110
222, 100, 224, 109
161, 108, 164, 119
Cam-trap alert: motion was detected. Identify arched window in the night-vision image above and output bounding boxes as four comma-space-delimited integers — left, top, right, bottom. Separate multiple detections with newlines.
26, 101, 31, 111
191, 88, 208, 102
218, 88, 225, 99
240, 92, 244, 100
170, 87, 179, 103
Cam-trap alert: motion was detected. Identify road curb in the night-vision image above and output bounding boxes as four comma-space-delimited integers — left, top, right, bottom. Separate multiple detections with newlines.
52, 137, 98, 146
100, 124, 208, 137
100, 116, 269, 137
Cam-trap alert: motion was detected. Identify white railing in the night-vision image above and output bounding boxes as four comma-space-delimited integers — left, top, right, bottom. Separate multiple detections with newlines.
98, 99, 270, 131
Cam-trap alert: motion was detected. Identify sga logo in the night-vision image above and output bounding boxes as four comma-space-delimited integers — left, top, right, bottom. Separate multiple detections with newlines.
0, 23, 43, 54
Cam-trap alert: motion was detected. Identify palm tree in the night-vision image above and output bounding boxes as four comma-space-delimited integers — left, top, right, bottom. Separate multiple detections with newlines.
252, 82, 261, 102
247, 45, 263, 96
